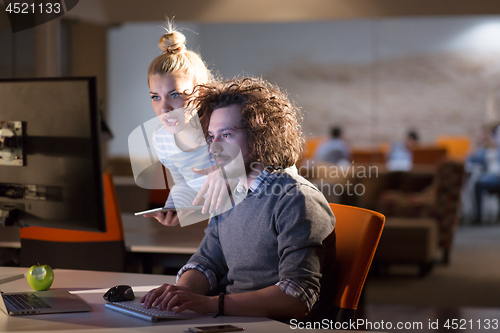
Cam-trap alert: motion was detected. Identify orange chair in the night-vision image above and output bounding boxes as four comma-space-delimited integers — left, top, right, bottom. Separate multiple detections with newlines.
436, 135, 471, 161
309, 203, 385, 322
302, 136, 328, 160
412, 146, 447, 166
351, 148, 386, 164
19, 173, 126, 272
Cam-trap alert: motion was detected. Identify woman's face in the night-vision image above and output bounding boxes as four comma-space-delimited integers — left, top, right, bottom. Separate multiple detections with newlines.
149, 72, 196, 134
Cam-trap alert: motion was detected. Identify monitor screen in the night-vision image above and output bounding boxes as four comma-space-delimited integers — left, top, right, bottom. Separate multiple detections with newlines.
0, 77, 106, 232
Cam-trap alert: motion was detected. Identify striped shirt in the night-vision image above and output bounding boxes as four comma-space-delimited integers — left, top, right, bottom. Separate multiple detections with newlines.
152, 125, 213, 207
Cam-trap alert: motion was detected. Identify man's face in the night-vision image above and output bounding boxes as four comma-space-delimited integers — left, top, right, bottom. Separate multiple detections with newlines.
207, 104, 250, 175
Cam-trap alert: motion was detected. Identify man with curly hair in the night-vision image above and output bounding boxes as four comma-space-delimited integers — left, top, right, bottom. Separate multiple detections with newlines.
142, 77, 336, 320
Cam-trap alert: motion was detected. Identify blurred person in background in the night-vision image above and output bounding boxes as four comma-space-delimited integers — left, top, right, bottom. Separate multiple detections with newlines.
314, 126, 351, 166
465, 124, 500, 224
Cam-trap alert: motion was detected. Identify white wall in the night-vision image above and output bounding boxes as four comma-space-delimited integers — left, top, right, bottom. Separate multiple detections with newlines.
107, 16, 500, 157
199, 20, 374, 78
377, 17, 500, 57
107, 22, 201, 158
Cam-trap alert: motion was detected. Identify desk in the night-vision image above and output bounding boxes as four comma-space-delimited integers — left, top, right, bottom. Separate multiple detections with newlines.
0, 228, 20, 249
0, 267, 363, 333
0, 215, 206, 272
0, 214, 206, 254
122, 214, 206, 254
121, 214, 206, 272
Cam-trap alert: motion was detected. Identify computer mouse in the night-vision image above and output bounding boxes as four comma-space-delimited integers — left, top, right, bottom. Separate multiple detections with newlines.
103, 285, 135, 302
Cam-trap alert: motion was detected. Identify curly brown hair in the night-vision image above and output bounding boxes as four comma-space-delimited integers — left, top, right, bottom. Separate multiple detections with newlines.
196, 77, 304, 170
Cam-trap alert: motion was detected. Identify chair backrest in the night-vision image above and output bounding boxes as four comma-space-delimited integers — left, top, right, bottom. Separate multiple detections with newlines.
329, 203, 385, 315
19, 173, 126, 271
412, 146, 447, 166
351, 148, 386, 164
436, 135, 471, 161
433, 160, 465, 263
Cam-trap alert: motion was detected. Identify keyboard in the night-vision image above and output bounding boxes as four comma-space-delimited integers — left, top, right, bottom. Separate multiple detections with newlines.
105, 300, 190, 322
3, 294, 51, 310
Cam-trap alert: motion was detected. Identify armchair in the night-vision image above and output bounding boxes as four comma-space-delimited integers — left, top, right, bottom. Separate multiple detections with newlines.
375, 160, 465, 264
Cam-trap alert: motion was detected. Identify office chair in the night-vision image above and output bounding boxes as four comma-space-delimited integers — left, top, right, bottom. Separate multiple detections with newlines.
436, 135, 470, 161
19, 173, 126, 272
308, 203, 385, 322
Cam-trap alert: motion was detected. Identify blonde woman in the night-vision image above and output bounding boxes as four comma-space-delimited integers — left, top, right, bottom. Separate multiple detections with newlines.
143, 24, 216, 226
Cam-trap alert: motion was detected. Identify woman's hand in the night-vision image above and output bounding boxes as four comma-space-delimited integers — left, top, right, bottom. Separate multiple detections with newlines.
143, 208, 196, 226
143, 210, 180, 226
192, 166, 233, 215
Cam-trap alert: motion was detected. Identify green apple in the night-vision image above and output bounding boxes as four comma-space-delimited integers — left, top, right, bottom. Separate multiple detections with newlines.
27, 264, 54, 291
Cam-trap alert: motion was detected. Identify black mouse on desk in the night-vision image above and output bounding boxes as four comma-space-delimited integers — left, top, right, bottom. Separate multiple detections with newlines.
103, 285, 135, 302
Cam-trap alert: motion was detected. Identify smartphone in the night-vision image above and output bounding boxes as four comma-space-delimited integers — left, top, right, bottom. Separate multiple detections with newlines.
134, 205, 203, 216
188, 325, 244, 333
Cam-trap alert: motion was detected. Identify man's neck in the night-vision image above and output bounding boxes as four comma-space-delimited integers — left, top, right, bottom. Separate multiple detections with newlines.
242, 162, 264, 189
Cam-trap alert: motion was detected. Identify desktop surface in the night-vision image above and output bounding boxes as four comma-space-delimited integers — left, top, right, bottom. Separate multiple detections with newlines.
0, 214, 205, 254
0, 267, 368, 333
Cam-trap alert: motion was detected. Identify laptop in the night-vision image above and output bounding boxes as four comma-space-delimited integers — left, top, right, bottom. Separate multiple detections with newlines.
105, 300, 190, 322
0, 289, 92, 316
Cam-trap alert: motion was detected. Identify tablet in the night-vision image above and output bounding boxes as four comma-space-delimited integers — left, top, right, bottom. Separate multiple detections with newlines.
134, 206, 204, 216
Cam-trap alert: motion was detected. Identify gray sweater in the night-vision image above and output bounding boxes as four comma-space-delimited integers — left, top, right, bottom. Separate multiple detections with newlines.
186, 170, 335, 299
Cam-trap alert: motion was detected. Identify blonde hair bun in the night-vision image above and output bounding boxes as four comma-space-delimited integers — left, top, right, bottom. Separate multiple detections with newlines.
148, 20, 212, 85
159, 31, 186, 54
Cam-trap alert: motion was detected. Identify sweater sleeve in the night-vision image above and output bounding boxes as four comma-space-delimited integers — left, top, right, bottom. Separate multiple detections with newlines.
276, 278, 319, 312
181, 216, 229, 292
274, 184, 335, 308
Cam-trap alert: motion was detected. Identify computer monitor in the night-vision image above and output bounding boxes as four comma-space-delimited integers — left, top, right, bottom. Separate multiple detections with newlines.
0, 77, 106, 232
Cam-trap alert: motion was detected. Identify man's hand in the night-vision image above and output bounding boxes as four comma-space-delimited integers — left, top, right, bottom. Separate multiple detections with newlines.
140, 283, 184, 308
140, 283, 217, 314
